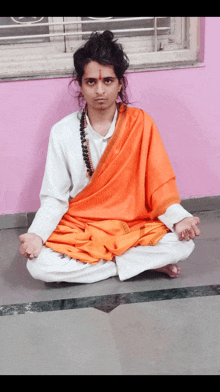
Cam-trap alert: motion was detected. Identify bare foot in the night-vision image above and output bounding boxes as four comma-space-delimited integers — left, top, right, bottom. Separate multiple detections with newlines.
154, 264, 180, 278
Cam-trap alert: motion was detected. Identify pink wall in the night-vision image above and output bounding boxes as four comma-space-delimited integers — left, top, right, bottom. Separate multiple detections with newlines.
1, 17, 220, 215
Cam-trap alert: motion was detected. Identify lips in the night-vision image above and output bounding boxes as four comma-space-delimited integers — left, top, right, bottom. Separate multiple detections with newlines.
95, 98, 106, 102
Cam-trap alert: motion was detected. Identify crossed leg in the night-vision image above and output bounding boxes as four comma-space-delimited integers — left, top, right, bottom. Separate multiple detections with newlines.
26, 232, 195, 283
115, 232, 195, 281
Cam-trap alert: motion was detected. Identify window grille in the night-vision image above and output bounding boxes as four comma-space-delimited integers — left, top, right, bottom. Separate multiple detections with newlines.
0, 17, 200, 80
0, 17, 50, 44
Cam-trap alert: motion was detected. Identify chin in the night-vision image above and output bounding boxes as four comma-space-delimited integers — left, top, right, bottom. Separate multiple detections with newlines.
94, 102, 108, 110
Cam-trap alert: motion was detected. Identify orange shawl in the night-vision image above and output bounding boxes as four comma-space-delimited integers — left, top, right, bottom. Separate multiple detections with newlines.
46, 105, 180, 264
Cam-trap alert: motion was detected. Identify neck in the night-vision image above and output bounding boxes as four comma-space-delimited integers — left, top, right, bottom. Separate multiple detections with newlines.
86, 102, 117, 136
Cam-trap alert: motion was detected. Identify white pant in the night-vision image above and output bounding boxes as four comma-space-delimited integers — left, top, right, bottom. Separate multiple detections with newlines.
26, 232, 195, 283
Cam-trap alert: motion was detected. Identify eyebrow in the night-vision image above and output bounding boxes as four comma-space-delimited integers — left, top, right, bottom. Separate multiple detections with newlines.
84, 76, 116, 81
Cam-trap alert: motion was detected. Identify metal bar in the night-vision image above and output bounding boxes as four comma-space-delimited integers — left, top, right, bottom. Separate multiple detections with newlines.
0, 26, 171, 41
0, 17, 156, 29
154, 17, 157, 51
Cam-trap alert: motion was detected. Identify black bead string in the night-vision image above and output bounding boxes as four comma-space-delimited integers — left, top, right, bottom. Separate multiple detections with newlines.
80, 108, 94, 178
79, 102, 122, 178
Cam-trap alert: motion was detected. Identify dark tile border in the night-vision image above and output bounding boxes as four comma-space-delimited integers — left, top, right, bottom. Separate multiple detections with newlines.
1, 284, 220, 316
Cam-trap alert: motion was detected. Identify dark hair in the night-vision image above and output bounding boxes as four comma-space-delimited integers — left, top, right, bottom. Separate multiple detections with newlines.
72, 30, 130, 106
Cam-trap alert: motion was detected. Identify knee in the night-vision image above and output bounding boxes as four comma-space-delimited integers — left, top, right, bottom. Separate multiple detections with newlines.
26, 259, 45, 281
181, 239, 195, 259
26, 248, 48, 281
161, 232, 195, 260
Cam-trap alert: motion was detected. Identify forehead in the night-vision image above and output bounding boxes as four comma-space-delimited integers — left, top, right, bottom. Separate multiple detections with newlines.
83, 61, 116, 78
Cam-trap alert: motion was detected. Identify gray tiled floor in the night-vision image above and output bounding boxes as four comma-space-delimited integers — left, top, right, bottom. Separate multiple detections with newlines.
1, 209, 220, 375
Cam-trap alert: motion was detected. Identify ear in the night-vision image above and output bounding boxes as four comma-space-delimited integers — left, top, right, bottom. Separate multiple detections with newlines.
118, 79, 123, 92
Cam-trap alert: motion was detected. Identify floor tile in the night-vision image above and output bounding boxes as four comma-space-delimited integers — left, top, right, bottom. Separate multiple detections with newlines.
0, 307, 121, 375
109, 296, 220, 375
1, 295, 220, 375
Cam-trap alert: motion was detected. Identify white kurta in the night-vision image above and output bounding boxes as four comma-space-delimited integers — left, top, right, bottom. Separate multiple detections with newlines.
27, 109, 194, 283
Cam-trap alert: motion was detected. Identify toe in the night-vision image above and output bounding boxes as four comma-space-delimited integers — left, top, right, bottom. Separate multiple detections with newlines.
168, 265, 180, 278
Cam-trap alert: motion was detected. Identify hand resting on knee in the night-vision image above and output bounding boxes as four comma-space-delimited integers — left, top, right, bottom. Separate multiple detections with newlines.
174, 216, 201, 241
19, 233, 43, 259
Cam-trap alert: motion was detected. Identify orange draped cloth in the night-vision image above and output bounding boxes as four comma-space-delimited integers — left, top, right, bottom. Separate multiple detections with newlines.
46, 105, 180, 264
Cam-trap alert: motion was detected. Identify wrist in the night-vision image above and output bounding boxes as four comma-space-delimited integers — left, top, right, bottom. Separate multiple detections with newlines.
28, 233, 44, 244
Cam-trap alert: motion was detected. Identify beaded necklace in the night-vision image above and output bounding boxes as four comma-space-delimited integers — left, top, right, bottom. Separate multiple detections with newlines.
80, 107, 94, 178
79, 103, 121, 178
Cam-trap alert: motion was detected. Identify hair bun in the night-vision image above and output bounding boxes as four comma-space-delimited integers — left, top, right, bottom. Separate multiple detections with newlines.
101, 30, 114, 42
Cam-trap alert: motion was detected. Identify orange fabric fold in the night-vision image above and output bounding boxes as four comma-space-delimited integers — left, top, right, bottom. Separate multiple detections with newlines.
46, 105, 180, 264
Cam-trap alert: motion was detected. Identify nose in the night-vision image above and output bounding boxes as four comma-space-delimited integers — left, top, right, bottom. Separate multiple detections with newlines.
96, 80, 105, 95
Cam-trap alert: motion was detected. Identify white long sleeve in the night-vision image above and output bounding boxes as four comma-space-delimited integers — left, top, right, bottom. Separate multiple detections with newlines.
28, 124, 72, 243
158, 204, 193, 232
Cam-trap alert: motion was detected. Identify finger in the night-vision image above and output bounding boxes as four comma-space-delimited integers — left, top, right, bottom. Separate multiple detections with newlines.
192, 223, 201, 236
22, 251, 31, 259
29, 250, 38, 259
181, 231, 186, 241
189, 230, 196, 239
22, 244, 31, 254
184, 229, 195, 241
19, 244, 31, 258
21, 241, 30, 251
183, 230, 191, 241
25, 243, 35, 254
19, 234, 26, 242
194, 217, 200, 225
24, 249, 35, 259
188, 227, 197, 239
178, 232, 184, 241
19, 244, 26, 255
19, 234, 32, 243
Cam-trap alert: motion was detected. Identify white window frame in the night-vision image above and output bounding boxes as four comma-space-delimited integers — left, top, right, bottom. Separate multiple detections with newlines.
0, 17, 201, 81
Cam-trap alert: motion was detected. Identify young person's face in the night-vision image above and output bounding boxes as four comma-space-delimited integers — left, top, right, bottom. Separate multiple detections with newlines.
80, 61, 122, 111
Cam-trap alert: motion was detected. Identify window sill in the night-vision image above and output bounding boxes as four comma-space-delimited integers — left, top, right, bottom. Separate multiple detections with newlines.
0, 59, 205, 82
128, 60, 205, 73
